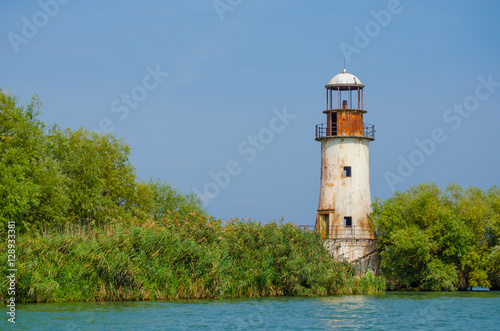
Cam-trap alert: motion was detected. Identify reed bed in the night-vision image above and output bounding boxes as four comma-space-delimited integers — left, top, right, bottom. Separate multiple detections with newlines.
1, 217, 385, 303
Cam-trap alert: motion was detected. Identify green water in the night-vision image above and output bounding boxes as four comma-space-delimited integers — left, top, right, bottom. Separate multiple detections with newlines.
4, 292, 500, 330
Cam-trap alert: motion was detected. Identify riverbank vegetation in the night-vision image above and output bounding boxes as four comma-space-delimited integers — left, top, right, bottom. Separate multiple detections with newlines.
0, 90, 385, 303
371, 182, 500, 291
4, 219, 385, 303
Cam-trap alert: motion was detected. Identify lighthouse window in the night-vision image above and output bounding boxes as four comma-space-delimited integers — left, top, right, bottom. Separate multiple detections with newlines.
343, 166, 351, 177
344, 216, 352, 227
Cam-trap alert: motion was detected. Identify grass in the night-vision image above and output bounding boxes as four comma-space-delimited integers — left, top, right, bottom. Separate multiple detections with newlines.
1, 216, 385, 303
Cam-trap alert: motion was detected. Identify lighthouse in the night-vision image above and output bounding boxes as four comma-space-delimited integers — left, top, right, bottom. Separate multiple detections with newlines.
315, 69, 377, 263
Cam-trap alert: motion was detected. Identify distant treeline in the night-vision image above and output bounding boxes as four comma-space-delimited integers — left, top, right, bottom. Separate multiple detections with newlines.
0, 90, 384, 303
371, 182, 500, 291
0, 90, 206, 233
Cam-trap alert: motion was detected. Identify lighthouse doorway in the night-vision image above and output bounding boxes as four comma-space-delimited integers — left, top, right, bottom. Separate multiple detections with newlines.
318, 212, 330, 239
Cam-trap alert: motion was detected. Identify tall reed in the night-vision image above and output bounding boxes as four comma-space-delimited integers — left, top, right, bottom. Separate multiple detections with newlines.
1, 217, 385, 303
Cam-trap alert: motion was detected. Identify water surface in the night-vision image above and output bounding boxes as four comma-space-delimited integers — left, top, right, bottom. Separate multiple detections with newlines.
5, 291, 500, 330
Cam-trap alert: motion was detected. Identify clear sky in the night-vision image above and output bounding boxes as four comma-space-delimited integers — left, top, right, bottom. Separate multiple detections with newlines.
1, 0, 499, 225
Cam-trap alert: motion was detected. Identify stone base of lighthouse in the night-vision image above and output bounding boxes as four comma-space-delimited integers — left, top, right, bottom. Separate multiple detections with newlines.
324, 239, 380, 274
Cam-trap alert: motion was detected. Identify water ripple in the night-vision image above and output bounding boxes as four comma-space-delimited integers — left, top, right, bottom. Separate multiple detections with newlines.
5, 292, 500, 330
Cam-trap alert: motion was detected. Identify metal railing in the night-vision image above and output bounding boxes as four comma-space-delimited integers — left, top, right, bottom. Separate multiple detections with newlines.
298, 224, 375, 239
329, 226, 374, 239
315, 122, 375, 140
297, 224, 316, 230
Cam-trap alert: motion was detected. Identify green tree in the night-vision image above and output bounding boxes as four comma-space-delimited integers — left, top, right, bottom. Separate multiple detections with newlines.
371, 182, 499, 290
0, 90, 69, 232
131, 179, 208, 222
1, 89, 208, 232
47, 126, 137, 224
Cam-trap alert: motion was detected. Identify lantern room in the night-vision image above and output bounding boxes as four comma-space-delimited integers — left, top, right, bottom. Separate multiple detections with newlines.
325, 68, 365, 110
316, 69, 374, 140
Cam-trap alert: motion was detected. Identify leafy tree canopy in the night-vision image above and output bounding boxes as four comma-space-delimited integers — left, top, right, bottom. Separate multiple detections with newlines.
0, 89, 206, 233
371, 182, 500, 290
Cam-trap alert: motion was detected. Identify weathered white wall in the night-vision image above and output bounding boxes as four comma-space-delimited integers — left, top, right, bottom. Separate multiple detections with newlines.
318, 137, 374, 239
324, 239, 378, 268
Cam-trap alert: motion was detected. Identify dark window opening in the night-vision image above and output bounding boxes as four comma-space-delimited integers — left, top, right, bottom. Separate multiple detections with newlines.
343, 166, 351, 177
331, 112, 337, 136
344, 216, 352, 227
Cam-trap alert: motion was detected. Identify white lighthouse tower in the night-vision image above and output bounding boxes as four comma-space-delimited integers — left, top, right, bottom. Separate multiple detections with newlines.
315, 69, 377, 263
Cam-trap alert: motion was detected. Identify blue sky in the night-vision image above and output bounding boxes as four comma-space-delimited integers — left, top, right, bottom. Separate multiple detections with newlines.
1, 0, 499, 225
